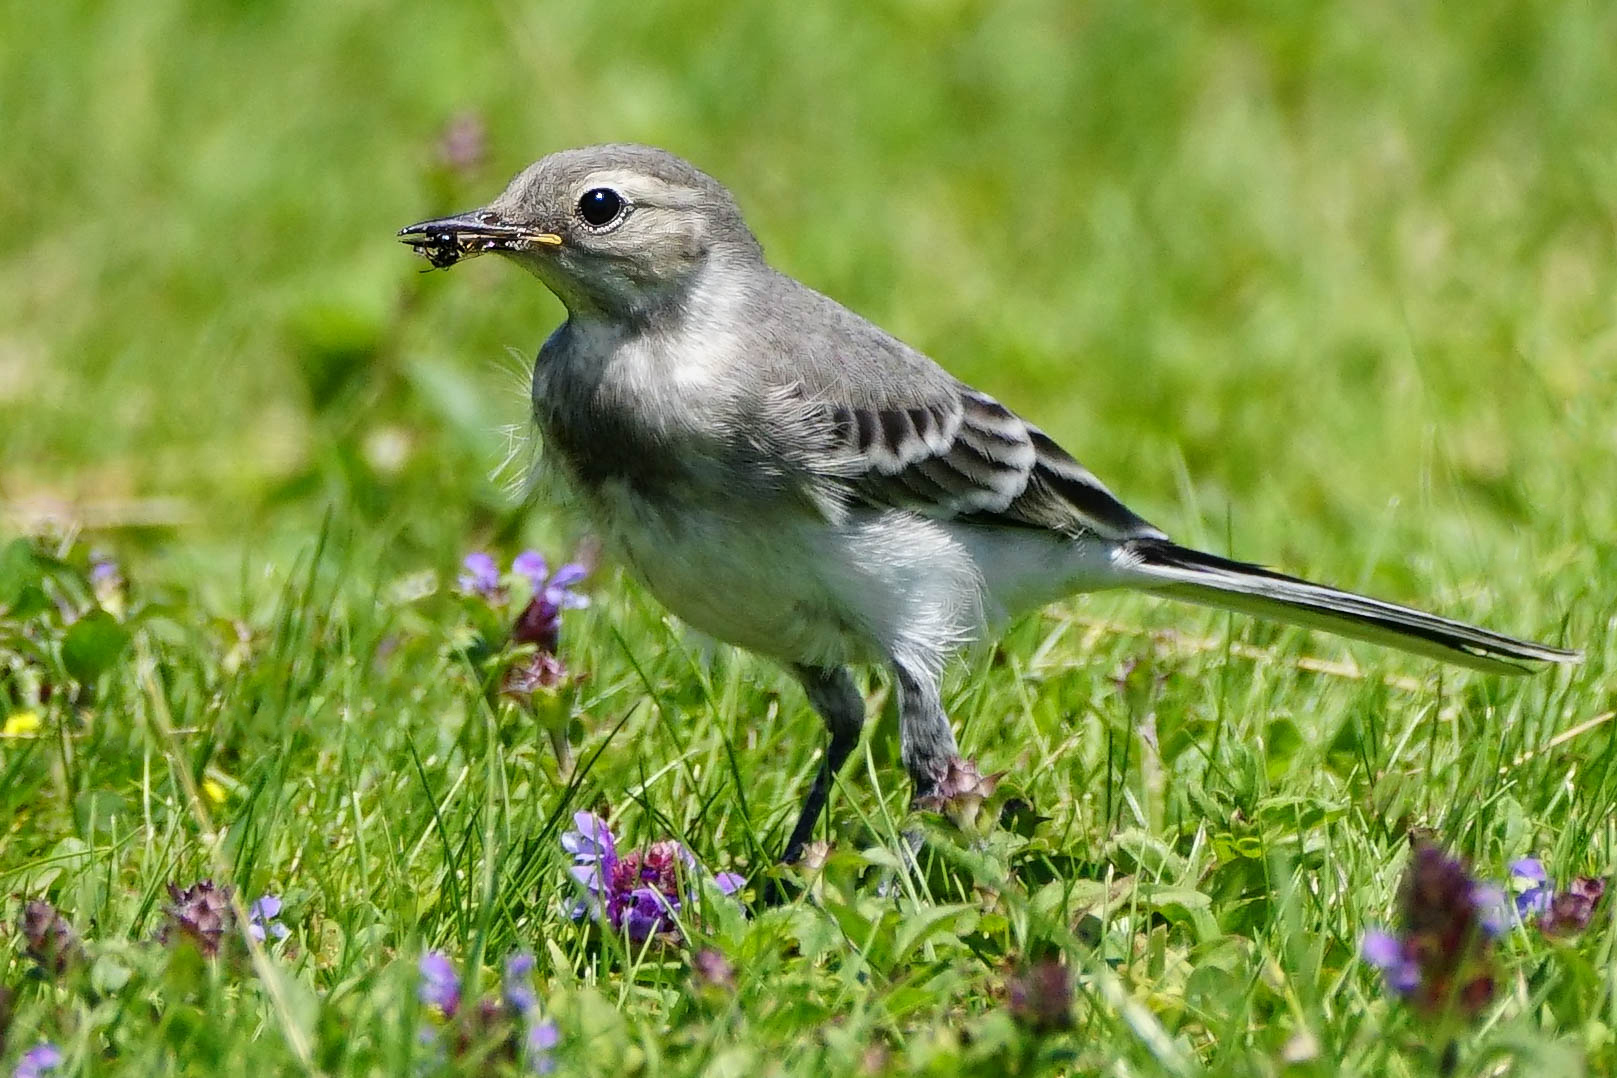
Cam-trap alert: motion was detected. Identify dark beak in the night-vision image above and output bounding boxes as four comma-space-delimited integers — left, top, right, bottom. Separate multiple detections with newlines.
397, 210, 561, 269
398, 209, 525, 243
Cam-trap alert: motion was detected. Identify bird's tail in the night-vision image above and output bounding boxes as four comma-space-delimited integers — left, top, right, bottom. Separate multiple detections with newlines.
1123, 539, 1579, 675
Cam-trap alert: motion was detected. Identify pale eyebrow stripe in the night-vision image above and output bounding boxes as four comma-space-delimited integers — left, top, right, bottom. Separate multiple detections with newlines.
578, 172, 690, 208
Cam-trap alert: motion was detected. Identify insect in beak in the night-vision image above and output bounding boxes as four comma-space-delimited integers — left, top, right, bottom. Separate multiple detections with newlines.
397, 211, 562, 269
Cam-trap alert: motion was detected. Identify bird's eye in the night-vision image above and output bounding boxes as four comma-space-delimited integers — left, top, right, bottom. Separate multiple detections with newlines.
577, 188, 625, 228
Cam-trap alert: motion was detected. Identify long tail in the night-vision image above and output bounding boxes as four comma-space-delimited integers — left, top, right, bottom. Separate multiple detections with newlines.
1122, 539, 1580, 675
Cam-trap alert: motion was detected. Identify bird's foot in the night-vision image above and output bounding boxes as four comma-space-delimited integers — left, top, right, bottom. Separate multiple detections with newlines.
760, 840, 833, 907
911, 755, 1006, 831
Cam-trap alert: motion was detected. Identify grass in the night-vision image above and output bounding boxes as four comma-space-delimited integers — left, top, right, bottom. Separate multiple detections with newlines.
2, 0, 1615, 1074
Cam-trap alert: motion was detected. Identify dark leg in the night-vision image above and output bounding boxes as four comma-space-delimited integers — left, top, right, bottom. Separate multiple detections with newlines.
780, 664, 865, 864
892, 658, 958, 802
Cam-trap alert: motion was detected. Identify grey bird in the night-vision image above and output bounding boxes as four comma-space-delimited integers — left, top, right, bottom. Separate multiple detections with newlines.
400, 144, 1578, 864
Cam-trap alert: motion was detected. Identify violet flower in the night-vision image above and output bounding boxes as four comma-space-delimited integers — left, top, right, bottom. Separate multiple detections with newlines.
502, 951, 557, 1074
1510, 858, 1606, 936
502, 952, 537, 1015
561, 812, 744, 942
454, 550, 589, 702
14, 1043, 62, 1078
89, 551, 122, 590
457, 552, 502, 598
1360, 844, 1500, 1017
1006, 957, 1074, 1034
19, 900, 81, 976
511, 553, 589, 653
418, 949, 558, 1072
510, 551, 549, 591
247, 894, 290, 943
526, 1021, 560, 1074
160, 880, 237, 958
419, 951, 461, 1016
1361, 930, 1420, 995
1511, 858, 1551, 919
503, 555, 588, 701
691, 948, 736, 993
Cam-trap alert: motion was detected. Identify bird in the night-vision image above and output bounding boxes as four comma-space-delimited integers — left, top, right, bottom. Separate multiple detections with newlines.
399, 144, 1579, 864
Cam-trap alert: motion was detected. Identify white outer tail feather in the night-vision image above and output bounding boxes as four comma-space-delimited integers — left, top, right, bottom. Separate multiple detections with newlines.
1124, 540, 1580, 675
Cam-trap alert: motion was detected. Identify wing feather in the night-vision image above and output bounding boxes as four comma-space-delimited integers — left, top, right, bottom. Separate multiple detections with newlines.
783, 381, 1164, 541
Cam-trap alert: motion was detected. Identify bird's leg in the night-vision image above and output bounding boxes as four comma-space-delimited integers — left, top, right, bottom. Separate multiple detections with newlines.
892, 658, 959, 804
779, 664, 865, 865
879, 658, 962, 884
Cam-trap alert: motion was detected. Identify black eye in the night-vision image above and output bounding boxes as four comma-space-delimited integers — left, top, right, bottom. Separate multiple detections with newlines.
577, 188, 625, 228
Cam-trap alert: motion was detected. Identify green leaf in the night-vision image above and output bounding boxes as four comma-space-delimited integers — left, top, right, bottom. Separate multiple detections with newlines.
7, 584, 50, 621
782, 905, 843, 961
91, 952, 133, 994
31, 836, 92, 892
1137, 885, 1221, 942
0, 538, 41, 610
702, 1047, 760, 1078
254, 960, 320, 1058
62, 611, 131, 684
893, 902, 977, 964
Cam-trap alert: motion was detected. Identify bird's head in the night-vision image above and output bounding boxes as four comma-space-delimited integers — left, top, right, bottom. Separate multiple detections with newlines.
399, 143, 762, 322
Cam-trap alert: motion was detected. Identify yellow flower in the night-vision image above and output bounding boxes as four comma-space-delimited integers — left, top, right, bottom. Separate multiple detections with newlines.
2, 711, 42, 737
202, 779, 228, 805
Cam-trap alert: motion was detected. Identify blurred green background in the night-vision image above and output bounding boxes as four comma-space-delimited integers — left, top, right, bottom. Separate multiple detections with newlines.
3, 4, 1614, 1072
2, 0, 1611, 613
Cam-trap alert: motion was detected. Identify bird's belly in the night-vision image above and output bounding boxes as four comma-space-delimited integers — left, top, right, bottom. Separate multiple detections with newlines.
584, 482, 878, 666
579, 483, 998, 670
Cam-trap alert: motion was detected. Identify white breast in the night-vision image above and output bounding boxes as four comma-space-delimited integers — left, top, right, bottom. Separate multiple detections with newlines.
585, 481, 991, 672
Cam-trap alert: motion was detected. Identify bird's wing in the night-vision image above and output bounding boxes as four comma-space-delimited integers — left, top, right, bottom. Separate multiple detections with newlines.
762, 378, 1166, 542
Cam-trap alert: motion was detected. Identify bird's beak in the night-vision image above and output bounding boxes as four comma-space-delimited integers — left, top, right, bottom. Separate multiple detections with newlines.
397, 210, 562, 269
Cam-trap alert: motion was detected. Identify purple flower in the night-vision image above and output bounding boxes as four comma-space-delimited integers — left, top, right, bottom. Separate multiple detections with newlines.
418, 948, 558, 1071
19, 900, 81, 976
502, 951, 538, 1015
485, 551, 590, 706
501, 651, 570, 699
160, 880, 237, 957
526, 1019, 559, 1074
1510, 858, 1606, 936
1361, 930, 1420, 995
1542, 877, 1606, 936
1359, 844, 1498, 1016
501, 950, 557, 1070
562, 811, 617, 864
621, 887, 673, 941
514, 553, 589, 610
510, 556, 589, 654
561, 812, 743, 942
1005, 957, 1074, 1034
511, 551, 549, 589
1510, 858, 1548, 883
14, 1043, 62, 1078
89, 552, 121, 588
457, 552, 502, 598
419, 951, 461, 1015
1511, 858, 1552, 919
247, 894, 290, 942
1471, 884, 1509, 938
543, 564, 589, 605
692, 947, 736, 993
